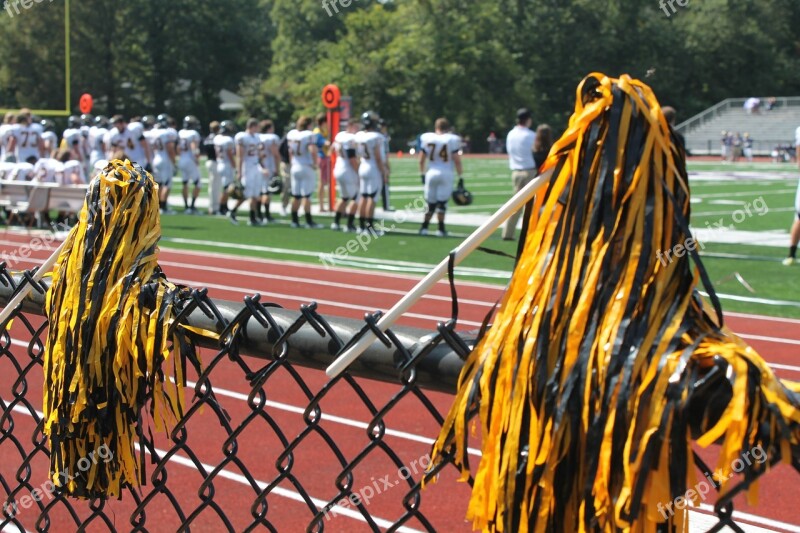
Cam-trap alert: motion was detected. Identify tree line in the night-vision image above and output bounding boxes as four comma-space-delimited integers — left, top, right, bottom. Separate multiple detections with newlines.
1, 0, 798, 150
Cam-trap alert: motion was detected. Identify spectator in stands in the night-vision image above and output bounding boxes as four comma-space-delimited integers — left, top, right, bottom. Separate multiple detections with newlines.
313, 114, 330, 212
783, 125, 800, 265
721, 131, 730, 162
743, 133, 754, 162
732, 132, 743, 162
743, 97, 761, 114
766, 97, 777, 111
487, 131, 501, 154
503, 108, 536, 241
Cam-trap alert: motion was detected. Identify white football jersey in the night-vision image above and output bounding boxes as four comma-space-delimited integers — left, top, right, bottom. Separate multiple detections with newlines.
62, 128, 83, 150
150, 127, 176, 162
259, 133, 280, 173
286, 129, 315, 167
13, 162, 34, 180
61, 160, 86, 184
235, 131, 262, 167
126, 122, 148, 165
213, 135, 235, 165
105, 127, 136, 158
178, 129, 201, 162
0, 124, 13, 160
34, 157, 62, 183
88, 126, 108, 155
354, 130, 384, 164
333, 131, 357, 173
420, 132, 461, 173
13, 124, 42, 163
0, 161, 14, 179
41, 131, 57, 153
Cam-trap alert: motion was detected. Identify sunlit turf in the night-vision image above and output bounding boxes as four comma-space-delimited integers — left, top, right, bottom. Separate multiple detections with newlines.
160, 156, 800, 317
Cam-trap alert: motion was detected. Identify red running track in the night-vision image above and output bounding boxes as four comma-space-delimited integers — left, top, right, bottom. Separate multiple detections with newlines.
0, 231, 797, 532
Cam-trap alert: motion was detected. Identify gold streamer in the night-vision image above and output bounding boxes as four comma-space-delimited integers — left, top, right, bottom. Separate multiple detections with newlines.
429, 74, 800, 532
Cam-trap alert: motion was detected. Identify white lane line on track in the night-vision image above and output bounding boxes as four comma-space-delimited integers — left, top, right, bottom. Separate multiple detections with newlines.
7, 403, 796, 532
157, 260, 497, 309
5, 405, 422, 533
738, 333, 800, 346
696, 504, 800, 533
166, 276, 487, 328
184, 379, 482, 457
7, 254, 800, 347
161, 237, 512, 279
0, 236, 509, 292
4, 338, 482, 456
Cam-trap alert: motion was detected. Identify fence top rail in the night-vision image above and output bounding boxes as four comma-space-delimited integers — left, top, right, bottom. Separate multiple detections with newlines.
0, 271, 469, 394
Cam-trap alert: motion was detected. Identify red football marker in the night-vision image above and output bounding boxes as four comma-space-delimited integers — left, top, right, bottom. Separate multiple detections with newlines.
79, 93, 94, 114
321, 84, 340, 110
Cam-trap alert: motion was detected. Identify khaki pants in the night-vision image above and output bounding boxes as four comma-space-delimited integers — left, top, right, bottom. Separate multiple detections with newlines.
502, 169, 536, 240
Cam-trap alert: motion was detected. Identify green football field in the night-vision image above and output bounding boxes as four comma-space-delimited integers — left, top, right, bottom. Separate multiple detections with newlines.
160, 157, 800, 318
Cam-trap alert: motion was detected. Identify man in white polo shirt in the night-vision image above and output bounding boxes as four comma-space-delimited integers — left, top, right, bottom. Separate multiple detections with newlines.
782, 124, 800, 265
502, 108, 537, 241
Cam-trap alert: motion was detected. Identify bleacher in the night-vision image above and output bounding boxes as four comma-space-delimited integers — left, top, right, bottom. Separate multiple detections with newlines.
676, 97, 800, 156
0, 181, 88, 228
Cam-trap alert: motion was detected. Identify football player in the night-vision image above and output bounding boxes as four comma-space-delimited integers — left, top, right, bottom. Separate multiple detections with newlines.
203, 121, 221, 215
62, 115, 85, 164
354, 111, 387, 234
331, 120, 360, 231
213, 120, 237, 215
178, 115, 202, 214
40, 120, 58, 157
126, 116, 151, 171
151, 114, 178, 213
259, 119, 281, 223
105, 115, 148, 164
9, 109, 44, 165
88, 116, 109, 169
286, 116, 322, 228
418, 117, 463, 237
80, 113, 94, 174
231, 118, 265, 225
0, 112, 17, 162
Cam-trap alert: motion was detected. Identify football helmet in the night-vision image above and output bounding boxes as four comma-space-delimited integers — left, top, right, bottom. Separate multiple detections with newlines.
219, 120, 236, 135
94, 115, 110, 128
156, 113, 170, 128
40, 119, 55, 132
142, 115, 157, 129
452, 178, 473, 206
67, 115, 81, 128
267, 176, 283, 195
81, 113, 94, 126
183, 115, 199, 130
226, 181, 244, 200
361, 111, 379, 130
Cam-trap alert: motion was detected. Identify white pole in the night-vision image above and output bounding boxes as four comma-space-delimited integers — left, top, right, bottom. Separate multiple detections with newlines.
0, 239, 66, 327
325, 167, 554, 378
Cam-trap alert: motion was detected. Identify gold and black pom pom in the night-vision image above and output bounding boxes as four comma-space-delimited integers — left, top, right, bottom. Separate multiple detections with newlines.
429, 74, 800, 532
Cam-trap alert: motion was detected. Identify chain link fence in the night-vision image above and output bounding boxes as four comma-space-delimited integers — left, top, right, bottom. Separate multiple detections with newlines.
0, 263, 793, 532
